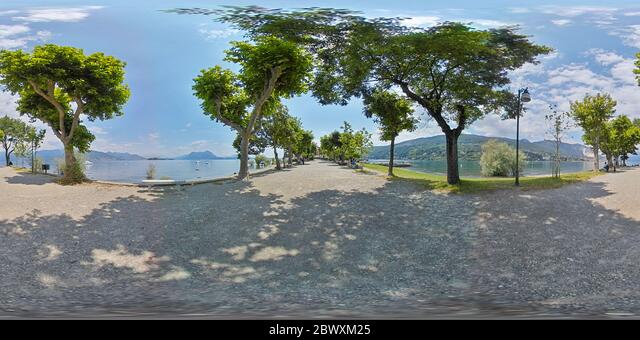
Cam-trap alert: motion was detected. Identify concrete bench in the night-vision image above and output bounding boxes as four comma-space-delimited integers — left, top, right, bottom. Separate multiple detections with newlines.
141, 179, 186, 189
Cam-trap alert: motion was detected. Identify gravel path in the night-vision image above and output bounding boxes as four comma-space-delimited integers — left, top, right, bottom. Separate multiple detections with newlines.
1, 163, 639, 318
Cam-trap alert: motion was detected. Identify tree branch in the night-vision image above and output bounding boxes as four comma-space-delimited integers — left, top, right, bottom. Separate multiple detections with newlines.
249, 66, 283, 134
212, 98, 244, 133
27, 80, 67, 140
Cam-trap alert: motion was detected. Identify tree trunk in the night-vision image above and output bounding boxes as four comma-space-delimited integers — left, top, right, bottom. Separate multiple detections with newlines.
62, 143, 80, 181
593, 144, 600, 172
445, 132, 460, 184
605, 153, 613, 172
4, 148, 9, 166
32, 142, 36, 174
273, 147, 281, 170
238, 133, 250, 180
287, 148, 293, 167
388, 137, 395, 176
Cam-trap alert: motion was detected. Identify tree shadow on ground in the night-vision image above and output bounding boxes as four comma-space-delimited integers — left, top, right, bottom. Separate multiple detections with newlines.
1, 171, 640, 317
3, 170, 56, 186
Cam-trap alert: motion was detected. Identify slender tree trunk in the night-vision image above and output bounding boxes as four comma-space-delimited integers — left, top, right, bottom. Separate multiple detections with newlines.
445, 132, 460, 184
287, 148, 293, 167
32, 142, 36, 174
273, 147, 281, 170
4, 147, 9, 166
388, 137, 395, 176
238, 133, 250, 180
593, 139, 600, 171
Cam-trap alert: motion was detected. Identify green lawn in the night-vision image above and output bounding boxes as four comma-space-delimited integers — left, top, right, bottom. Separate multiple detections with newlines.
362, 163, 601, 194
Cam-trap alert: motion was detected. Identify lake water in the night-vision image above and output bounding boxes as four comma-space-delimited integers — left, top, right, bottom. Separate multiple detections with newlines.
83, 159, 246, 183
372, 159, 595, 177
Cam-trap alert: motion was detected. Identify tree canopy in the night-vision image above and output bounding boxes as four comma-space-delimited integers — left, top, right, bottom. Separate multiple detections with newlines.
176, 6, 552, 184
570, 93, 616, 171
0, 44, 129, 183
192, 36, 312, 179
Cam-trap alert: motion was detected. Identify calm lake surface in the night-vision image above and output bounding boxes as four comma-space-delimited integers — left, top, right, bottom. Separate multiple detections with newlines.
83, 159, 245, 183
372, 159, 595, 177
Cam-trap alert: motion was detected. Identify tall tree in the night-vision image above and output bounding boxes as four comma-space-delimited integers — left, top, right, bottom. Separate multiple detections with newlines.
545, 105, 572, 178
0, 45, 129, 183
0, 116, 31, 166
608, 115, 640, 167
190, 7, 552, 184
192, 36, 311, 179
363, 90, 417, 176
26, 127, 46, 173
569, 93, 616, 171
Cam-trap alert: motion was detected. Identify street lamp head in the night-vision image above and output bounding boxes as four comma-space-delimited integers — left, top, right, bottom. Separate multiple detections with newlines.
521, 88, 531, 102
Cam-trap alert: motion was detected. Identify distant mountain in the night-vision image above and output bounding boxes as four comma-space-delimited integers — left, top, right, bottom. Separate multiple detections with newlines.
24, 150, 146, 164
368, 134, 592, 161
176, 151, 235, 160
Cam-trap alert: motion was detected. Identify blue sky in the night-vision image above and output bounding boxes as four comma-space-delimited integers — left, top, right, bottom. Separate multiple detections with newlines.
1, 1, 639, 157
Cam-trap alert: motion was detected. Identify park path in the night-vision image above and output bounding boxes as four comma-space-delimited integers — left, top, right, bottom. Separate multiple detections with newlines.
1, 163, 639, 317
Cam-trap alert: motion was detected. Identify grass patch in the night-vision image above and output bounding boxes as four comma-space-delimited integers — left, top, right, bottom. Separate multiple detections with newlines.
363, 163, 601, 194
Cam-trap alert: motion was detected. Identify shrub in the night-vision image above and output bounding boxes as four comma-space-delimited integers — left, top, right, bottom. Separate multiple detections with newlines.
480, 140, 525, 177
146, 163, 157, 180
254, 154, 270, 168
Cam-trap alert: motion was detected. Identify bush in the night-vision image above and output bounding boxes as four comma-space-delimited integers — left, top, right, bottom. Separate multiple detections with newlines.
254, 154, 270, 168
480, 140, 525, 177
146, 163, 157, 180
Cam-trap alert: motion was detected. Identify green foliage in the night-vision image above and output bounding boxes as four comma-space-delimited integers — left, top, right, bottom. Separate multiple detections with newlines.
0, 115, 33, 165
0, 44, 129, 182
192, 36, 311, 178
324, 122, 373, 163
601, 115, 640, 163
570, 93, 616, 146
480, 140, 525, 177
254, 154, 270, 167
570, 93, 616, 170
363, 90, 417, 142
191, 6, 552, 183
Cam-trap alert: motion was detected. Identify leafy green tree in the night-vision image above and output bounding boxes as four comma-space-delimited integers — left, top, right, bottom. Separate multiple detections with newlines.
260, 103, 299, 170
480, 139, 525, 177
338, 122, 373, 166
569, 93, 616, 171
293, 129, 315, 163
0, 45, 129, 183
606, 115, 640, 168
363, 90, 417, 175
26, 128, 46, 173
0, 116, 30, 166
192, 36, 311, 179
190, 7, 552, 184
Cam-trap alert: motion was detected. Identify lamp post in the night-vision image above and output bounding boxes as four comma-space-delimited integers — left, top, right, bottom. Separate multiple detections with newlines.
515, 88, 531, 186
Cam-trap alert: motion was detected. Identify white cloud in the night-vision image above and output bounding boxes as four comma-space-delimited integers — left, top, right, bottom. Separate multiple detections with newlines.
0, 24, 51, 49
551, 19, 572, 26
0, 24, 30, 37
509, 8, 531, 14
198, 26, 240, 40
540, 6, 618, 17
612, 25, 640, 49
461, 18, 516, 28
401, 16, 441, 28
13, 6, 104, 23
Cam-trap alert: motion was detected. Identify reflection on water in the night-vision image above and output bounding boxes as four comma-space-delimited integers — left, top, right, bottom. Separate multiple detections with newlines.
372, 159, 595, 177
82, 159, 245, 183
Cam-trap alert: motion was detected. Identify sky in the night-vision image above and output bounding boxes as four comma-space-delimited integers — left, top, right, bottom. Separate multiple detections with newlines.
0, 0, 639, 158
